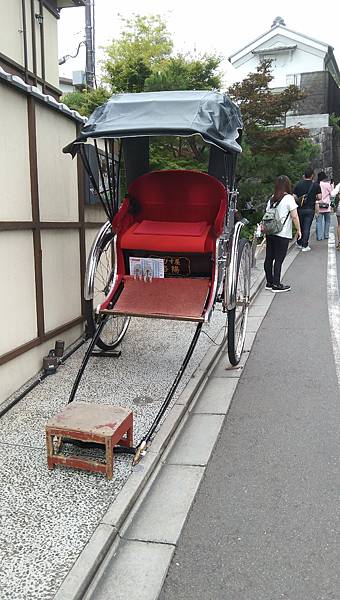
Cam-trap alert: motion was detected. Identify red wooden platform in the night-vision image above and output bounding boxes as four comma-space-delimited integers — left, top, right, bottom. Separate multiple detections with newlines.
46, 402, 133, 480
102, 277, 210, 321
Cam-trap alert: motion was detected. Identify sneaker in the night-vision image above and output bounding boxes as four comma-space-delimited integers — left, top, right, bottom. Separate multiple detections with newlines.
265, 283, 273, 290
271, 283, 291, 293
301, 246, 311, 252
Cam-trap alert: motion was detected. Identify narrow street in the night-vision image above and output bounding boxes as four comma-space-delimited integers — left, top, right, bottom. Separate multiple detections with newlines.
159, 225, 340, 600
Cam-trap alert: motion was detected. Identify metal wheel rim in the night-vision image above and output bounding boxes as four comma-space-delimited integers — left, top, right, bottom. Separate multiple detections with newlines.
93, 234, 130, 348
234, 243, 250, 359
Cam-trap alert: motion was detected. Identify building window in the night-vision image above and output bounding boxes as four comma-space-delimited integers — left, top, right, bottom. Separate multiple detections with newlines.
286, 73, 301, 87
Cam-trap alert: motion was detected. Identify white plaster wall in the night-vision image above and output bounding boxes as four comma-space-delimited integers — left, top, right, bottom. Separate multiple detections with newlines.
0, 0, 24, 66
41, 229, 81, 332
0, 324, 83, 405
286, 114, 329, 128
24, 0, 34, 73
231, 30, 326, 87
231, 49, 324, 87
0, 86, 32, 221
43, 7, 59, 89
33, 0, 42, 78
0, 231, 37, 356
85, 227, 100, 258
84, 204, 107, 223
36, 105, 78, 221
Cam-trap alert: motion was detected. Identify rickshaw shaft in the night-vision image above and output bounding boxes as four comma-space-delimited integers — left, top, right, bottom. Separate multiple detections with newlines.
68, 315, 109, 404
142, 322, 203, 445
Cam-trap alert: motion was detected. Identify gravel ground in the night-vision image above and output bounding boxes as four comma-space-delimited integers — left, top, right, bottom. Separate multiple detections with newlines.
0, 256, 263, 600
0, 307, 227, 600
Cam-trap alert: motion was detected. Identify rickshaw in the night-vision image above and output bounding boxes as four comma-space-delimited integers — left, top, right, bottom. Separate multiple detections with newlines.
64, 90, 251, 462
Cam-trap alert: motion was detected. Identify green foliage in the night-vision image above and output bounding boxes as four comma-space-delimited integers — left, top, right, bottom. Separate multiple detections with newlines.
61, 87, 110, 117
145, 54, 222, 91
150, 136, 209, 171
236, 138, 319, 213
330, 113, 340, 132
101, 15, 222, 95
227, 60, 319, 215
101, 15, 173, 93
228, 60, 304, 131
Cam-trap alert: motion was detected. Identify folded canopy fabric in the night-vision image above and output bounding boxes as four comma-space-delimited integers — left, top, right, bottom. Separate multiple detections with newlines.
63, 90, 243, 155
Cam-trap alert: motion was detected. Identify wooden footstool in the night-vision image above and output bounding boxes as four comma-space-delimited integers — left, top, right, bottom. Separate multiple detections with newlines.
46, 402, 133, 480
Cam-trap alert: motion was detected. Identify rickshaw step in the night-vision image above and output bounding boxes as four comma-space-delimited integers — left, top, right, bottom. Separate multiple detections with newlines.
45, 402, 133, 480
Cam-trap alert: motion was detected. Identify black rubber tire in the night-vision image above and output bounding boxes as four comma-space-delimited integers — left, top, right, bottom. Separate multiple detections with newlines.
85, 231, 130, 351
227, 238, 251, 366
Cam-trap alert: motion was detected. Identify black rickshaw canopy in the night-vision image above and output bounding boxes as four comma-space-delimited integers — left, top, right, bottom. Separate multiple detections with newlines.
63, 90, 243, 155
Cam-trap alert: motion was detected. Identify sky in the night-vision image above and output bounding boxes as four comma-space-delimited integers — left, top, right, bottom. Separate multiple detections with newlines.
58, 0, 340, 84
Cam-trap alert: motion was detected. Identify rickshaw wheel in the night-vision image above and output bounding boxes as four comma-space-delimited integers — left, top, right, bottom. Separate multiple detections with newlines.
85, 228, 130, 351
227, 238, 251, 366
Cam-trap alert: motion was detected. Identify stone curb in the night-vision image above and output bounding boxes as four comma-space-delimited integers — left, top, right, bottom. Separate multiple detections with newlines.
54, 245, 296, 600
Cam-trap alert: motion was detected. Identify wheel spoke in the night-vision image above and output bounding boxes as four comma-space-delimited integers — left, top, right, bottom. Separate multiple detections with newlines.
85, 230, 130, 350
227, 239, 251, 365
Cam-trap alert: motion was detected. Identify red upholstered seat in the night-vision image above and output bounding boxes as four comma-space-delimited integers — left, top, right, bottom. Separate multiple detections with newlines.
116, 170, 227, 255
121, 220, 211, 253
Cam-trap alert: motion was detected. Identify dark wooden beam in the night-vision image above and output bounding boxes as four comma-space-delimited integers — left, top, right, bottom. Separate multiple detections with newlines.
27, 96, 45, 338
0, 316, 84, 367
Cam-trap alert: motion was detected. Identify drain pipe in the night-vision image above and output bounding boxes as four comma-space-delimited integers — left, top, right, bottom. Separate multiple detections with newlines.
0, 336, 87, 419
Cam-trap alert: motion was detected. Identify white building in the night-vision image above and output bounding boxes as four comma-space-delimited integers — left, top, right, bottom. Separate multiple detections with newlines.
229, 16, 340, 178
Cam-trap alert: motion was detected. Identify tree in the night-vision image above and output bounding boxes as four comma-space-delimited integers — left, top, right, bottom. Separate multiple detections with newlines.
101, 15, 173, 93
227, 60, 319, 214
145, 54, 222, 91
228, 59, 307, 152
61, 87, 110, 117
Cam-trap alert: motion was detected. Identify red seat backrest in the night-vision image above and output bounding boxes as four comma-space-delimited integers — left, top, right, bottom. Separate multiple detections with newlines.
127, 170, 227, 224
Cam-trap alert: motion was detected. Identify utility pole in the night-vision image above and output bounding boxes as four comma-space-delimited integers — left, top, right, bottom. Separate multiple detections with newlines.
85, 0, 95, 88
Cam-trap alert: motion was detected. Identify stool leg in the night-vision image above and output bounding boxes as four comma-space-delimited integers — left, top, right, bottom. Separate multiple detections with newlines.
126, 417, 133, 447
106, 438, 114, 480
46, 431, 54, 470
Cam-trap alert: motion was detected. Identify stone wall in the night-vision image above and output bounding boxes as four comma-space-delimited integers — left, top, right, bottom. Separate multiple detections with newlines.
296, 72, 340, 117
308, 126, 340, 181
332, 127, 340, 183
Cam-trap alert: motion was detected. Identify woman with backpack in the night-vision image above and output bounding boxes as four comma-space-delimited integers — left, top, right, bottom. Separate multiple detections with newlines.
263, 175, 301, 293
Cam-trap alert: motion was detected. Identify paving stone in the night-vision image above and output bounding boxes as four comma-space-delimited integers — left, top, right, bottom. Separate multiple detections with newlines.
211, 351, 248, 378
166, 414, 224, 466
124, 464, 204, 544
246, 315, 265, 332
193, 377, 238, 414
84, 539, 174, 600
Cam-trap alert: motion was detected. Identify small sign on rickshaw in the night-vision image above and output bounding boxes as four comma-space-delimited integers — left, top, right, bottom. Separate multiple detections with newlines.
129, 257, 165, 279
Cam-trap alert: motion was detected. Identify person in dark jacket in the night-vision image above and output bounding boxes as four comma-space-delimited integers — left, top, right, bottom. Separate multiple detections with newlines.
293, 167, 321, 252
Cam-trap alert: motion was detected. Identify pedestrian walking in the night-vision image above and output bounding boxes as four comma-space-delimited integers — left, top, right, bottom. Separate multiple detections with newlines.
331, 181, 340, 250
315, 171, 332, 241
293, 167, 321, 251
263, 175, 301, 293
